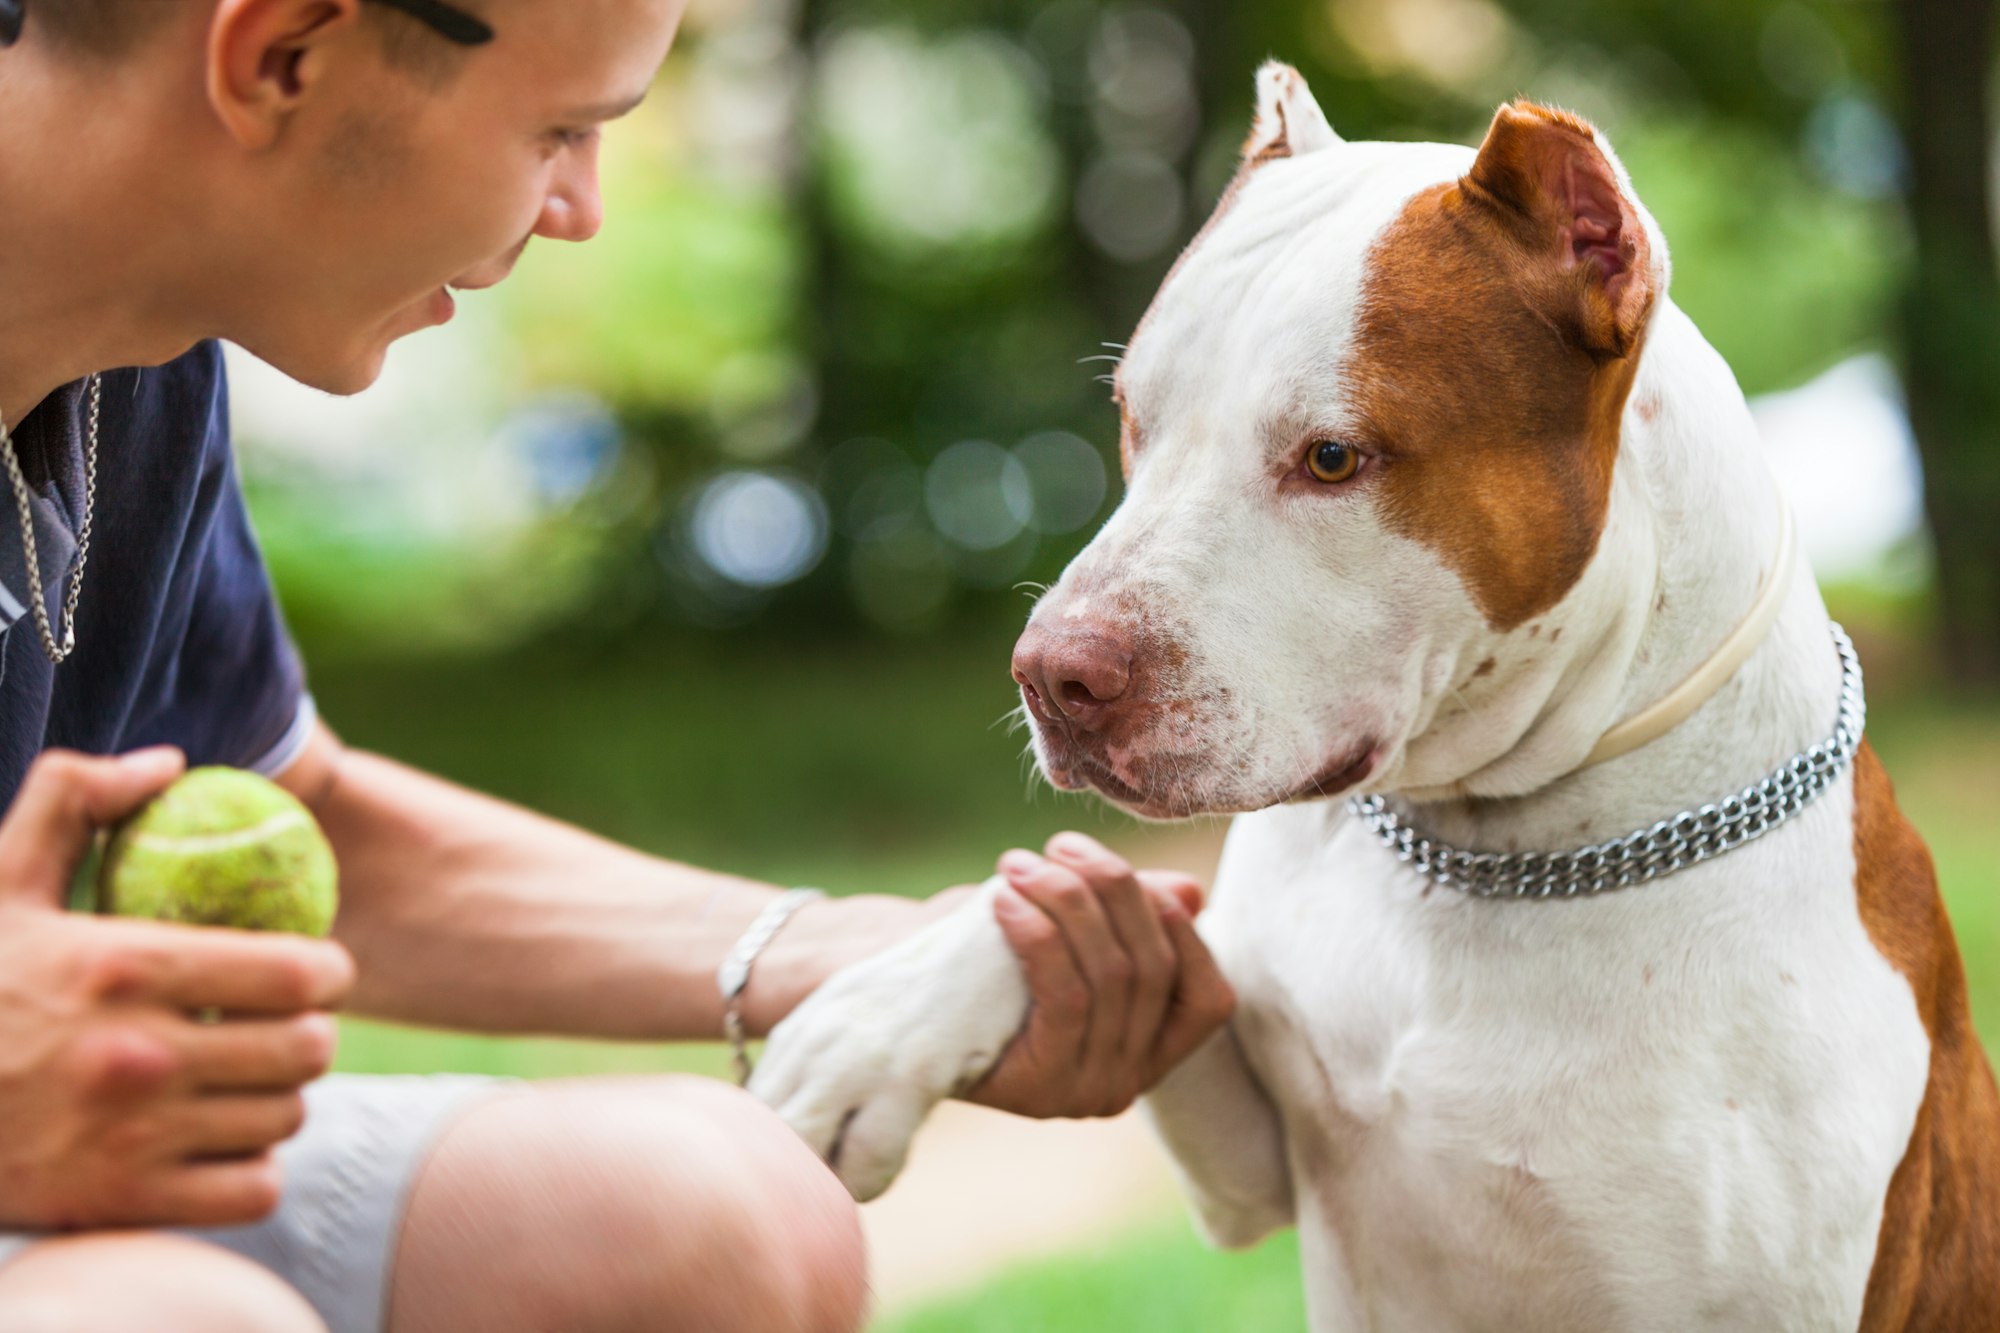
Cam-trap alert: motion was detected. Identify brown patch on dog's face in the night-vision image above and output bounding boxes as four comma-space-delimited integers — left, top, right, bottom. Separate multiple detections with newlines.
1345, 102, 1657, 632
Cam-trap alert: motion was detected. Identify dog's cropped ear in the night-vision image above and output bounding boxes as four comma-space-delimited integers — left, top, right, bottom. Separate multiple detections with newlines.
1463, 101, 1661, 360
1243, 61, 1341, 167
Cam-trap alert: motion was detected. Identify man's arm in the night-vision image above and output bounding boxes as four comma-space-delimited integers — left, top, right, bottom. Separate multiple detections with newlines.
282, 721, 923, 1042
281, 721, 1232, 1115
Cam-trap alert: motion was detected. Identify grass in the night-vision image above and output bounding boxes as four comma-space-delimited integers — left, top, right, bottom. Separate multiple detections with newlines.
878, 1224, 1308, 1333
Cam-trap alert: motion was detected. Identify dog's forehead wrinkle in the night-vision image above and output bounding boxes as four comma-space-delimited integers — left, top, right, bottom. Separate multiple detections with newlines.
1122, 140, 1474, 407
1128, 276, 1354, 448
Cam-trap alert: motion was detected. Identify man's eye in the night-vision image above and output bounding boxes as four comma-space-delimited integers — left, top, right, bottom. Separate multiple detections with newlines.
551, 127, 599, 149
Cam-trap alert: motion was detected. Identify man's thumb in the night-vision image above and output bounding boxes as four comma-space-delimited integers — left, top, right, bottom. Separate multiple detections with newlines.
0, 748, 186, 904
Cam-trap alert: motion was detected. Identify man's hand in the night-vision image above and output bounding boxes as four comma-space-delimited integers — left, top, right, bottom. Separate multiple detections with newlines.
969, 832, 1234, 1119
0, 749, 355, 1231
751, 831, 1233, 1199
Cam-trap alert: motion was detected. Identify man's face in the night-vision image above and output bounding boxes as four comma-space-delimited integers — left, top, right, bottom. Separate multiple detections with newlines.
219, 0, 684, 393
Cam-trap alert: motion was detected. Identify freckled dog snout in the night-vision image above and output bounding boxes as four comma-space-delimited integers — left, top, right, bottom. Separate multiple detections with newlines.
1013, 625, 1134, 729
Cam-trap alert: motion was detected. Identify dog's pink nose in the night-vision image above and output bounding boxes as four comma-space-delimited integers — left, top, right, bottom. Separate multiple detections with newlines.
1014, 624, 1133, 729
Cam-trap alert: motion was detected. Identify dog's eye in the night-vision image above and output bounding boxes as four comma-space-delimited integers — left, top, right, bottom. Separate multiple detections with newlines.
1305, 440, 1360, 484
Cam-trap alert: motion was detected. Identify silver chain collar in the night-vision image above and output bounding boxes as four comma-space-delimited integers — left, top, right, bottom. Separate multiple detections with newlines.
1347, 623, 1864, 899
0, 373, 101, 666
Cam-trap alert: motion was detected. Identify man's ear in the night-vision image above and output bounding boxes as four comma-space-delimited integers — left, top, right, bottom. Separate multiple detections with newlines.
1463, 101, 1661, 360
207, 0, 364, 149
1242, 61, 1341, 167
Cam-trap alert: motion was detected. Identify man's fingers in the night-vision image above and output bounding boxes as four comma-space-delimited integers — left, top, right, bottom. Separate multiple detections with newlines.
166, 1092, 310, 1159
975, 882, 1089, 1113
1046, 835, 1175, 1079
0, 748, 185, 902
176, 1013, 337, 1092
134, 1155, 285, 1228
1137, 869, 1204, 917
991, 882, 1087, 1041
92, 922, 355, 1015
1149, 898, 1237, 1077
1001, 851, 1127, 1084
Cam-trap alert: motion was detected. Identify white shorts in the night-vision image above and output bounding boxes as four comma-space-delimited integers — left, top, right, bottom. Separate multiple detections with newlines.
0, 1073, 509, 1333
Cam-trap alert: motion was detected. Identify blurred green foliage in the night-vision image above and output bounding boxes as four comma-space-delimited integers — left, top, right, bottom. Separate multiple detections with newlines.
1617, 118, 1902, 395
245, 0, 1912, 652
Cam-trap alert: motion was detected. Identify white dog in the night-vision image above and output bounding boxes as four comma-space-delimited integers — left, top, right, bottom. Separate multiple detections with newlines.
753, 65, 2000, 1330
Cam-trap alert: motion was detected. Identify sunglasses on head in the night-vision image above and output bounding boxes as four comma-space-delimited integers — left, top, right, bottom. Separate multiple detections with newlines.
0, 0, 494, 49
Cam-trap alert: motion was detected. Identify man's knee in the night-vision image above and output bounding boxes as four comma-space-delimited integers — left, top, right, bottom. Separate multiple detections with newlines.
568, 1078, 868, 1331
0, 1233, 327, 1333
668, 1079, 870, 1332
394, 1076, 867, 1333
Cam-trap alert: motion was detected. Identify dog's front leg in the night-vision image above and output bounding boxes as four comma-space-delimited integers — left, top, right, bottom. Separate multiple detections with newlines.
1144, 1021, 1296, 1248
750, 880, 1029, 1201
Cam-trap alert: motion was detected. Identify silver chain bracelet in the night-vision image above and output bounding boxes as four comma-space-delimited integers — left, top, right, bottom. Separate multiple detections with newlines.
717, 888, 825, 1084
1349, 623, 1864, 900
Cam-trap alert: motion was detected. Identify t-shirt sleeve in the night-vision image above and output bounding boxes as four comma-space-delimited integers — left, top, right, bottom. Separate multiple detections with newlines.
113, 347, 313, 775
173, 464, 315, 776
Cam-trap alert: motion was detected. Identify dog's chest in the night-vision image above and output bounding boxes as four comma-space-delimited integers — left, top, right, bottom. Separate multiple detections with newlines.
1205, 793, 1929, 1331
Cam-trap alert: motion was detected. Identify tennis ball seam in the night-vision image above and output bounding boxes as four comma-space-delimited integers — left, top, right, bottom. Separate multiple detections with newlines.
122, 810, 316, 857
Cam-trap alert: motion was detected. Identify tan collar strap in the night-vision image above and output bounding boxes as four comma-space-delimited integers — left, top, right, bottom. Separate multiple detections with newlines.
1579, 499, 1799, 771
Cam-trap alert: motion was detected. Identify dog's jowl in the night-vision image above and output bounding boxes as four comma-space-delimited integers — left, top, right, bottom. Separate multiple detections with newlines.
758, 62, 2000, 1332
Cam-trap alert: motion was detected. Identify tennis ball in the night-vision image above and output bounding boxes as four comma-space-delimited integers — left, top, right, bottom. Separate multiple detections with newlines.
98, 767, 339, 937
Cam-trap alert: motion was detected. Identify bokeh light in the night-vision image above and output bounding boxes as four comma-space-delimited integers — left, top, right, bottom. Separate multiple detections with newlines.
1014, 431, 1109, 535
925, 441, 1036, 552
687, 471, 830, 589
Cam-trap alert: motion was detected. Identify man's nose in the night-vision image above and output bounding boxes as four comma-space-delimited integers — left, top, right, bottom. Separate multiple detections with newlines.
1013, 623, 1134, 731
535, 140, 606, 244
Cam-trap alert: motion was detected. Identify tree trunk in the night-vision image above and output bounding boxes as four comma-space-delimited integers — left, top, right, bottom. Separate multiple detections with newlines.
1895, 0, 2000, 685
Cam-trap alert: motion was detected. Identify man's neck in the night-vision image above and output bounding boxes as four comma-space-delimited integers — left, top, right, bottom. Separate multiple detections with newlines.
0, 47, 210, 428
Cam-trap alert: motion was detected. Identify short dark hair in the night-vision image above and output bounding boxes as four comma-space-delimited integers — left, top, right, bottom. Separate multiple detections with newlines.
24, 0, 176, 59
367, 0, 492, 86
26, 0, 491, 80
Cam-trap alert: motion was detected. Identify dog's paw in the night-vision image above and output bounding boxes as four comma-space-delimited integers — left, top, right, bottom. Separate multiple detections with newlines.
750, 883, 1029, 1201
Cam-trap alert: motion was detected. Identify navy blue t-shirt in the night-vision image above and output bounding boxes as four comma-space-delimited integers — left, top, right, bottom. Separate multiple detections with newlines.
0, 341, 310, 810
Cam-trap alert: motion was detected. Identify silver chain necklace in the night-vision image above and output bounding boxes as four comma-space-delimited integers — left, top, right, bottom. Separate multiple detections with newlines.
1348, 623, 1864, 899
0, 373, 101, 665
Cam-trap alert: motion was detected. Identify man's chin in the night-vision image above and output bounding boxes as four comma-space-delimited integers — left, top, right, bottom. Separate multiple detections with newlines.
244, 342, 391, 398
307, 356, 390, 398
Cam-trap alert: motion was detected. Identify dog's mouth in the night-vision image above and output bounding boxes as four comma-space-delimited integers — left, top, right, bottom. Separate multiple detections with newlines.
1033, 721, 1382, 821
1278, 741, 1381, 805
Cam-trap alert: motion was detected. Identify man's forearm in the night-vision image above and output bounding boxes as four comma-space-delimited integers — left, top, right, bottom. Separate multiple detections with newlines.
301, 740, 932, 1041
